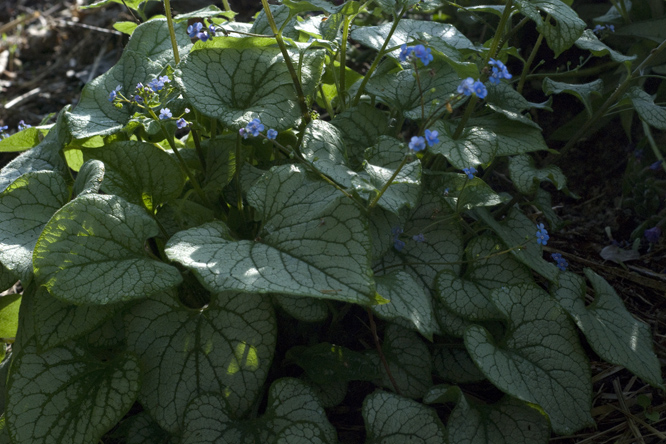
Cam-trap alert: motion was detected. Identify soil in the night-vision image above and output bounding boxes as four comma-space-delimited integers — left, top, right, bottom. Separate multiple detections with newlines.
1, 1, 665, 443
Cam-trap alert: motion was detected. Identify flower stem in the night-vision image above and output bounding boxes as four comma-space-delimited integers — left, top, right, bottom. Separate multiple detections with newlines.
260, 0, 311, 125
485, 0, 513, 63
516, 30, 543, 95
452, 95, 477, 140
338, 15, 351, 110
352, 7, 407, 106
162, 0, 180, 65
368, 155, 409, 209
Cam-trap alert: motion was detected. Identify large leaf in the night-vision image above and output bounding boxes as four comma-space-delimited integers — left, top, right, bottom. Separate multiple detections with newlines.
301, 120, 356, 188
627, 86, 666, 130
552, 270, 663, 388
181, 378, 337, 443
468, 114, 548, 157
65, 19, 192, 138
175, 39, 325, 131
5, 340, 140, 444
514, 0, 586, 57
0, 172, 70, 280
433, 347, 486, 383
485, 82, 541, 130
33, 194, 183, 305
433, 172, 504, 210
373, 271, 438, 339
543, 78, 603, 117
166, 166, 378, 304
30, 286, 117, 351
424, 385, 550, 444
351, 19, 477, 60
125, 290, 276, 433
575, 29, 636, 64
508, 153, 567, 195
332, 103, 390, 168
475, 207, 560, 282
369, 324, 433, 399
379, 190, 464, 292
0, 109, 69, 194
464, 284, 594, 435
362, 391, 446, 444
364, 60, 460, 119
430, 121, 497, 169
82, 141, 185, 211
437, 235, 532, 322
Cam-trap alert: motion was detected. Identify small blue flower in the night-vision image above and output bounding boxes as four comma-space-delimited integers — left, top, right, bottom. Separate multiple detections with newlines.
457, 77, 475, 96
608, 24, 615, 32
197, 31, 210, 42
551, 253, 568, 271
424, 129, 439, 147
108, 85, 121, 102
267, 129, 278, 140
443, 188, 449, 196
209, 24, 216, 36
159, 108, 172, 120
399, 44, 414, 63
134, 95, 143, 103
245, 118, 265, 137
176, 118, 188, 129
462, 167, 477, 179
536, 223, 549, 246
392, 226, 405, 251
592, 24, 604, 34
644, 226, 661, 243
0, 125, 8, 138
184, 108, 190, 114
17, 120, 31, 131
409, 136, 426, 152
413, 233, 425, 243
413, 44, 433, 66
239, 128, 248, 139
158, 75, 170, 84
472, 80, 488, 99
187, 22, 203, 38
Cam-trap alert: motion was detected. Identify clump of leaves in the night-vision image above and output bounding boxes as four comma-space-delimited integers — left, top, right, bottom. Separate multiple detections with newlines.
0, 0, 663, 443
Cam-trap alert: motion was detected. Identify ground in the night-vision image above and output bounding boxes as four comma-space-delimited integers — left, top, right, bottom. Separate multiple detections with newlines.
1, 1, 665, 443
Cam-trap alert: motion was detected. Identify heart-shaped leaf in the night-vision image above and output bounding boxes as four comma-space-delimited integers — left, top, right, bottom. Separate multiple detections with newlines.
33, 194, 183, 305
125, 290, 276, 433
176, 40, 324, 131
430, 121, 498, 169
514, 0, 585, 57
83, 141, 185, 211
66, 19, 192, 138
181, 378, 337, 443
0, 172, 70, 280
6, 340, 140, 444
166, 165, 378, 304
362, 391, 446, 444
552, 270, 663, 388
464, 284, 594, 435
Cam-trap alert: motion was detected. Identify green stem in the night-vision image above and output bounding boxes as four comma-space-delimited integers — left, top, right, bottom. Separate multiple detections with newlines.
260, 0, 311, 125
352, 7, 407, 106
560, 37, 666, 157
485, 0, 513, 63
235, 133, 244, 211
191, 129, 206, 171
338, 15, 351, 110
221, 0, 233, 18
452, 95, 477, 140
163, 0, 180, 65
319, 84, 335, 118
517, 30, 543, 94
368, 156, 409, 209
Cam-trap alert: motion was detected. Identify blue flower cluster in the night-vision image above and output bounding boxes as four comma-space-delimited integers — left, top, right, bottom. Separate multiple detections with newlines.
457, 77, 487, 99
551, 253, 568, 271
488, 59, 512, 85
148, 76, 170, 92
462, 167, 477, 179
409, 129, 439, 152
240, 118, 278, 141
536, 223, 549, 246
187, 21, 216, 42
18, 120, 31, 131
398, 44, 433, 66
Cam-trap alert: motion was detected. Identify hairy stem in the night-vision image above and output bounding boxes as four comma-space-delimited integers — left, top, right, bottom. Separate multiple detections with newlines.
162, 0, 180, 65
367, 308, 402, 396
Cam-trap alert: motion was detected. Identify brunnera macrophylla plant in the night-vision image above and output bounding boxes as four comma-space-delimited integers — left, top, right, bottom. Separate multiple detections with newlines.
0, 0, 663, 442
